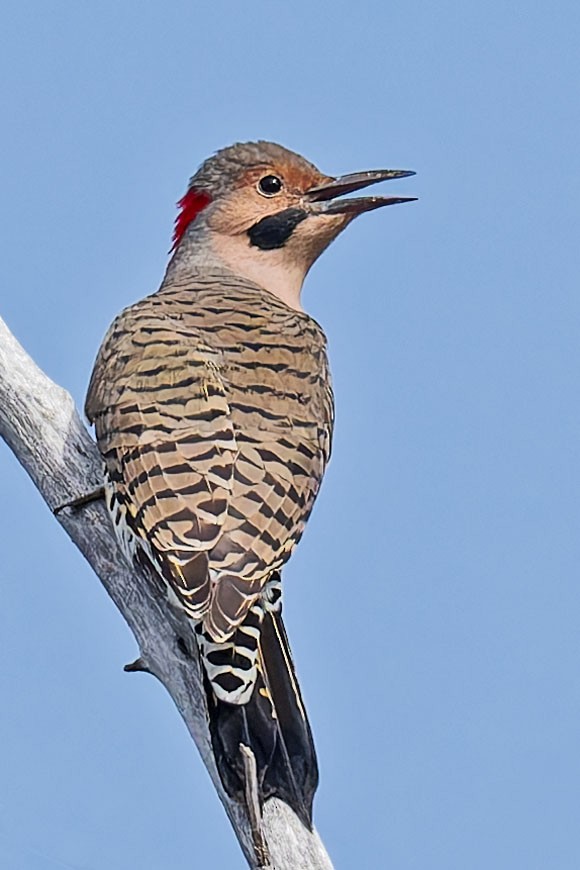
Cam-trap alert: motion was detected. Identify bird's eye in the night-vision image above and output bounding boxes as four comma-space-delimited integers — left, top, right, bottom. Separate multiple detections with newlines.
258, 175, 283, 196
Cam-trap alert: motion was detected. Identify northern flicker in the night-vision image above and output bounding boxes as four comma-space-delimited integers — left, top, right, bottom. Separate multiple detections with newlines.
86, 141, 415, 827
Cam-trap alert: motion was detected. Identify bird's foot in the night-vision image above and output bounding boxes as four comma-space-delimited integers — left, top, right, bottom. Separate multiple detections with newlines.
53, 485, 105, 514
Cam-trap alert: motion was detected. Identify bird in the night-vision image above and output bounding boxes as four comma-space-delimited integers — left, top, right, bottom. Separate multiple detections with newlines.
85, 140, 415, 828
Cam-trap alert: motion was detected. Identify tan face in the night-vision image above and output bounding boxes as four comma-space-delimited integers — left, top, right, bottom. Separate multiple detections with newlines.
208, 162, 329, 233
204, 162, 353, 310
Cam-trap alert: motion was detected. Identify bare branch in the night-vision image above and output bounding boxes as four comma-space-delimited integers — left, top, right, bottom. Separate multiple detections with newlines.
0, 314, 334, 870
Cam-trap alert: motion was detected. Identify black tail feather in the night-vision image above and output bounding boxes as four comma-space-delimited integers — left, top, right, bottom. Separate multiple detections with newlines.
204, 608, 318, 829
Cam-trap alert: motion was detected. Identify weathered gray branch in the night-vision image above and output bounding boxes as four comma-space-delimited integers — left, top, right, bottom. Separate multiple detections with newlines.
0, 314, 334, 870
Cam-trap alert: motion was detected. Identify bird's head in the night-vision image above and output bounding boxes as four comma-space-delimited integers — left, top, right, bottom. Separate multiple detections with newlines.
168, 141, 415, 310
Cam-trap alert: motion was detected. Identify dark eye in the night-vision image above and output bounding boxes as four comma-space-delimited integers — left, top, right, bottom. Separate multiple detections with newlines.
258, 175, 283, 196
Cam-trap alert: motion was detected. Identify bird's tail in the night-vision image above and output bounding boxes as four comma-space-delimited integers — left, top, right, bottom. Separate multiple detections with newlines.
198, 582, 318, 829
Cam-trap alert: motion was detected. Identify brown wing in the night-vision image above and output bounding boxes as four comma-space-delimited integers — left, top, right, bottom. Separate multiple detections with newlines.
204, 428, 328, 640
86, 282, 334, 642
86, 309, 236, 620
201, 314, 334, 641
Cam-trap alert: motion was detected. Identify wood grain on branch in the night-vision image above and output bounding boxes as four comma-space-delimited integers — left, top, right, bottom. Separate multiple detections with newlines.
0, 314, 334, 870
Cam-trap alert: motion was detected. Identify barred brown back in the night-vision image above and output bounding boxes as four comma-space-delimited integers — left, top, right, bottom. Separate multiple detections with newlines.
86, 267, 334, 643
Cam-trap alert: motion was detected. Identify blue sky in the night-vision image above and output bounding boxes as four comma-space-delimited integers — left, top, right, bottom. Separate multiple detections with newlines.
1, 1, 579, 867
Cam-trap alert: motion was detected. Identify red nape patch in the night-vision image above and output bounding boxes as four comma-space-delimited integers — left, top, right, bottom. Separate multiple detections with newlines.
171, 188, 212, 251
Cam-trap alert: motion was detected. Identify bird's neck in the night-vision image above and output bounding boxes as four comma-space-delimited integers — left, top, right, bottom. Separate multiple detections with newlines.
163, 223, 306, 312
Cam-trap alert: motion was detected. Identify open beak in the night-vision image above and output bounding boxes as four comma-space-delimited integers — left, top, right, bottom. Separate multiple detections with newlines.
306, 168, 416, 215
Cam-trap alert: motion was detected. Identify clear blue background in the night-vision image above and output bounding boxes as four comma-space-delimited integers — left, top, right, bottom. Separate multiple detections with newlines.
1, 2, 579, 867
